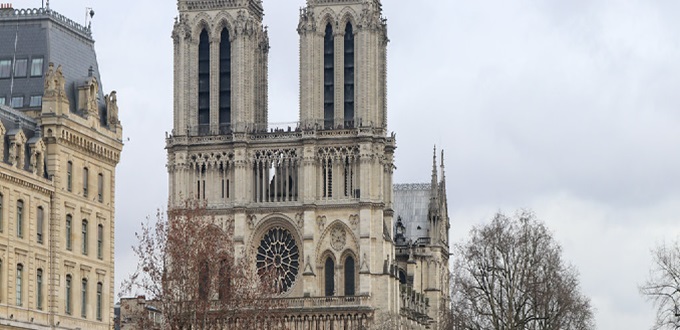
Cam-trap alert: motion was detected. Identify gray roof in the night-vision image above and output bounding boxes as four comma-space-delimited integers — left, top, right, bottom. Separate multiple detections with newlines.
0, 7, 105, 114
0, 103, 38, 171
393, 183, 431, 241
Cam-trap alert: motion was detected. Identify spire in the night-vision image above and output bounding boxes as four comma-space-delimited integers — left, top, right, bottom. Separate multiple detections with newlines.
440, 149, 446, 185
430, 145, 438, 190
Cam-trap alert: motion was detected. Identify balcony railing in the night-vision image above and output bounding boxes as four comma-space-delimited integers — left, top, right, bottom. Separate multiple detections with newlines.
183, 118, 373, 137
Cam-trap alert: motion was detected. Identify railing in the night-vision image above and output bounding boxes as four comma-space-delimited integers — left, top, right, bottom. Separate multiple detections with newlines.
0, 8, 92, 37
182, 118, 374, 137
273, 295, 371, 309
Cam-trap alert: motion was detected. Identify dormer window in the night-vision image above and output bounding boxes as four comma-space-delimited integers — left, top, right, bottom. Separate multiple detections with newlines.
0, 60, 10, 78
14, 59, 27, 77
30, 58, 43, 77
11, 96, 23, 108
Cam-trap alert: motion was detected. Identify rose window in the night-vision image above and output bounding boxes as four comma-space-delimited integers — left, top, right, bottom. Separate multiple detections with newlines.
256, 226, 300, 293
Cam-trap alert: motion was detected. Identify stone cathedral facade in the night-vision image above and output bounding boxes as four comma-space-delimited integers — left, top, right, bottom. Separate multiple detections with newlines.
166, 0, 450, 328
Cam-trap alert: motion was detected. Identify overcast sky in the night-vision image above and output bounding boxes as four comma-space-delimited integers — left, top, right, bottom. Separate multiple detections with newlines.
41, 0, 680, 329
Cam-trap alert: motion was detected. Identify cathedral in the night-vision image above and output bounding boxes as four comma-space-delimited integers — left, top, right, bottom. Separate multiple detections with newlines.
166, 0, 450, 328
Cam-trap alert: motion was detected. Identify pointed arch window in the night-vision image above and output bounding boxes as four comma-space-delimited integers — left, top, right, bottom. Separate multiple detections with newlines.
344, 255, 355, 296
198, 29, 210, 133
323, 23, 335, 129
344, 22, 355, 128
199, 261, 210, 300
219, 28, 232, 132
324, 257, 334, 296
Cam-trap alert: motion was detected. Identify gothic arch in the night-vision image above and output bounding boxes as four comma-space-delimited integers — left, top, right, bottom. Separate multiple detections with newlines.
338, 7, 358, 31
213, 12, 236, 40
190, 12, 213, 42
249, 215, 303, 295
317, 8, 337, 33
316, 220, 359, 261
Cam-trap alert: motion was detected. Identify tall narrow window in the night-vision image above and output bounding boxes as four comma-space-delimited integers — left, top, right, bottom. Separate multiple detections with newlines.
16, 200, 23, 238
66, 215, 72, 250
37, 206, 44, 244
344, 256, 356, 296
344, 23, 355, 128
83, 167, 89, 197
66, 275, 72, 314
0, 259, 3, 302
37, 268, 43, 310
97, 173, 104, 202
16, 264, 23, 306
199, 261, 210, 300
82, 220, 88, 255
323, 23, 335, 129
97, 224, 103, 260
198, 30, 210, 134
81, 278, 88, 318
219, 28, 231, 132
324, 257, 334, 296
30, 58, 43, 77
67, 161, 73, 192
0, 193, 3, 232
96, 282, 103, 321
322, 159, 333, 198
219, 259, 230, 301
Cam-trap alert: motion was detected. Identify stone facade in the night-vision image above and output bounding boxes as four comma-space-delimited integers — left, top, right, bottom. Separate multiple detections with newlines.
0, 6, 122, 330
166, 0, 449, 328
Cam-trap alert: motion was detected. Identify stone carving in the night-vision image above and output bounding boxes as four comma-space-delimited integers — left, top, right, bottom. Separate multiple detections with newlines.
247, 214, 257, 230
303, 255, 315, 276
297, 7, 316, 34
30, 151, 37, 175
330, 225, 346, 251
105, 91, 119, 126
349, 214, 359, 231
8, 142, 17, 167
316, 216, 326, 231
44, 63, 66, 98
295, 213, 304, 228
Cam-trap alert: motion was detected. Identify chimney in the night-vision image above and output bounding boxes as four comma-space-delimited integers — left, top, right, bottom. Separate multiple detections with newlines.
0, 3, 13, 10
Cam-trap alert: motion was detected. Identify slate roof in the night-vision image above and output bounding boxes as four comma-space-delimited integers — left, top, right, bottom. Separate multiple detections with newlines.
0, 7, 105, 114
393, 183, 432, 241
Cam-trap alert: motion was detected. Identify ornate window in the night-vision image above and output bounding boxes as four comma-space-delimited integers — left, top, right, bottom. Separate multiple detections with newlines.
37, 206, 44, 244
344, 22, 355, 128
324, 257, 334, 296
198, 29, 210, 133
66, 274, 72, 314
323, 23, 334, 129
37, 268, 43, 310
96, 282, 103, 321
16, 200, 23, 238
16, 264, 23, 306
97, 173, 104, 202
83, 167, 89, 197
344, 256, 355, 296
0, 193, 3, 232
82, 220, 88, 255
97, 224, 104, 259
219, 28, 232, 131
66, 215, 72, 251
256, 227, 299, 293
67, 161, 73, 192
81, 278, 88, 318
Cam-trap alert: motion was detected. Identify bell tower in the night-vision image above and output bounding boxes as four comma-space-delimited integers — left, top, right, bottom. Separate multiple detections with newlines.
298, 0, 387, 130
173, 0, 268, 136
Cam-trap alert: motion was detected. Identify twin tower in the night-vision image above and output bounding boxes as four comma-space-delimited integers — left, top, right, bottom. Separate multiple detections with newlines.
171, 0, 387, 135
166, 0, 442, 328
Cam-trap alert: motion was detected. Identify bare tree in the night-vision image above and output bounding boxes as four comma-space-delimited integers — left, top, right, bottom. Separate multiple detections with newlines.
449, 211, 594, 330
641, 240, 680, 330
121, 200, 278, 330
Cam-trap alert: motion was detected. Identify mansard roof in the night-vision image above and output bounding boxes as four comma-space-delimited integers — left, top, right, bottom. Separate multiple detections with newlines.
0, 7, 106, 114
